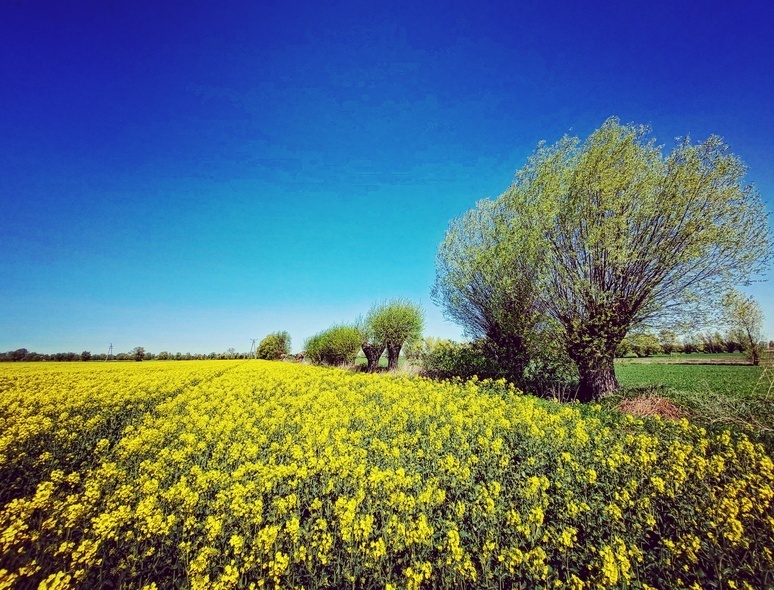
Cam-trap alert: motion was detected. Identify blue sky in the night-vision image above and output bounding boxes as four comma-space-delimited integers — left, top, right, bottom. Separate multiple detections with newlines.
1, 0, 772, 355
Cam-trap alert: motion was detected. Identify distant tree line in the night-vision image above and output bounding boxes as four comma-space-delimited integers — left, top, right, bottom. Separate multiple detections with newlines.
615, 329, 771, 359
0, 348, 251, 362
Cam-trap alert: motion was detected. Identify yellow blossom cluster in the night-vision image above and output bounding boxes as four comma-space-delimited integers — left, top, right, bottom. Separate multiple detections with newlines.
1, 361, 773, 589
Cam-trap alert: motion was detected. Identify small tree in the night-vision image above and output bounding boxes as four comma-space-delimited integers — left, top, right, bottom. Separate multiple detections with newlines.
658, 330, 680, 355
80, 351, 92, 361
257, 331, 291, 360
131, 347, 145, 362
305, 324, 362, 366
624, 332, 661, 358
355, 316, 386, 373
367, 299, 424, 370
722, 290, 765, 365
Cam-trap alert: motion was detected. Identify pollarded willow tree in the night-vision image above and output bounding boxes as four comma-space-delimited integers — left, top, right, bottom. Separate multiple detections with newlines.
431, 197, 547, 383
434, 117, 772, 402
367, 299, 424, 370
356, 315, 386, 373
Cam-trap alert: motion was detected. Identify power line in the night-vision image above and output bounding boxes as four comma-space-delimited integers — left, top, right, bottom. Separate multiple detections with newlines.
249, 339, 258, 360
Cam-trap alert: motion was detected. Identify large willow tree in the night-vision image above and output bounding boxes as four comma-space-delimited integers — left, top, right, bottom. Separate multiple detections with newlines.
434, 118, 772, 401
431, 197, 547, 384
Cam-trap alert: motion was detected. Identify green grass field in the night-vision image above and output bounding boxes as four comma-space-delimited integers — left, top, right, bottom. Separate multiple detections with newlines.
611, 354, 774, 452
617, 352, 750, 365
615, 362, 764, 397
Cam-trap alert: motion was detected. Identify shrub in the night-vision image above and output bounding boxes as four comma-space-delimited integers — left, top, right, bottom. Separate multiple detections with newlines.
422, 337, 578, 398
305, 324, 362, 366
421, 339, 500, 381
257, 331, 291, 360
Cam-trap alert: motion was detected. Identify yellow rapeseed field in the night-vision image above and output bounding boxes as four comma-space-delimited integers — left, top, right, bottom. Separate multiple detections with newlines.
0, 360, 772, 589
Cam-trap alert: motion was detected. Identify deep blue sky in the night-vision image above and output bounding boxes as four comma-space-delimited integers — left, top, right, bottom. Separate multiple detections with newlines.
1, 0, 772, 354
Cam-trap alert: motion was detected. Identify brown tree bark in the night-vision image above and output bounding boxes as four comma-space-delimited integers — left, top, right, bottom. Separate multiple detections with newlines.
362, 343, 385, 373
386, 343, 401, 371
564, 310, 627, 402
573, 353, 620, 402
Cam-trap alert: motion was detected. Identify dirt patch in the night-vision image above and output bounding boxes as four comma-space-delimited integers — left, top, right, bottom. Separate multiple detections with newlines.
618, 394, 688, 420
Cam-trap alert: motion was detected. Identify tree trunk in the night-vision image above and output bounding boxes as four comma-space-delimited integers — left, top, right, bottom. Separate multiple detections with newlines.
574, 353, 620, 402
362, 343, 385, 373
746, 329, 761, 366
386, 343, 401, 371
563, 308, 628, 402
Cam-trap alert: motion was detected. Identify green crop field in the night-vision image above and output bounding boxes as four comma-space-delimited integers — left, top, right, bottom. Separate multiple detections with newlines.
610, 355, 774, 455
615, 362, 763, 397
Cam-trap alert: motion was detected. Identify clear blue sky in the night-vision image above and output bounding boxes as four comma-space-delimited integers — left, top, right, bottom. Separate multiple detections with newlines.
1, 0, 772, 355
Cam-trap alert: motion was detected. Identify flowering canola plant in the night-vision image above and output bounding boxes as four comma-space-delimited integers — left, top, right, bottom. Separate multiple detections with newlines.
0, 361, 772, 589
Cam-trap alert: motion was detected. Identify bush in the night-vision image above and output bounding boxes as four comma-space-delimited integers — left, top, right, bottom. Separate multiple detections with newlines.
422, 337, 578, 398
305, 324, 362, 366
421, 340, 500, 381
257, 332, 291, 360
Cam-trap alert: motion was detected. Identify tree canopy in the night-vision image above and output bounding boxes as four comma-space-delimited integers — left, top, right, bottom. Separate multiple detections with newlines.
257, 331, 291, 361
367, 299, 424, 370
434, 117, 772, 401
722, 290, 765, 365
432, 196, 549, 384
305, 324, 362, 366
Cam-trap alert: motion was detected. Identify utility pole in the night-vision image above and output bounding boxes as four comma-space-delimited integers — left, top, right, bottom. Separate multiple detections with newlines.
249, 339, 258, 360
106, 343, 113, 361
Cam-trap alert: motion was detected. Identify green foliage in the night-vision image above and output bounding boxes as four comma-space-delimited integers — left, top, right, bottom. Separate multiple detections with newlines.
354, 315, 386, 373
421, 340, 499, 381
432, 197, 546, 386
305, 324, 362, 366
618, 331, 661, 358
257, 331, 292, 360
403, 336, 448, 363
435, 117, 773, 401
722, 290, 765, 365
657, 329, 680, 355
366, 299, 424, 370
421, 336, 578, 398
131, 347, 145, 362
